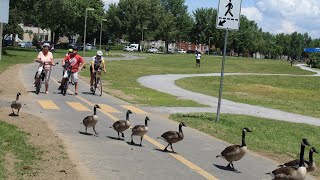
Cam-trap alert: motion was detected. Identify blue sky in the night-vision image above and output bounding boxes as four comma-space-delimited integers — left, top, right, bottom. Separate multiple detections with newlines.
103, 0, 320, 39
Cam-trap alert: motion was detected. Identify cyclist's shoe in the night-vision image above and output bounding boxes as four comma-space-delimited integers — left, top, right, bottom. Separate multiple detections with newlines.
74, 92, 78, 96
90, 87, 94, 92
45, 91, 49, 94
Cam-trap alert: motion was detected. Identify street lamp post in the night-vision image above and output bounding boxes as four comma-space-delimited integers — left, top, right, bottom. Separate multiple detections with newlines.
100, 18, 108, 50
141, 27, 147, 52
83, 7, 94, 55
208, 37, 213, 55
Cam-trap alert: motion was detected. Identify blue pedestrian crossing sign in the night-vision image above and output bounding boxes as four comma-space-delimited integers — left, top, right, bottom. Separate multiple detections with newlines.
216, 0, 242, 30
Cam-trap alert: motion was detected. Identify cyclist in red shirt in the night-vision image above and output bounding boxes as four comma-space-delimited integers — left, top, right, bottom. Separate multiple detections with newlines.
58, 46, 85, 95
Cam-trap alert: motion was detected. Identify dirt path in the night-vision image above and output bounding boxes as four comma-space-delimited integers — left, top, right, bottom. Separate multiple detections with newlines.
0, 64, 81, 179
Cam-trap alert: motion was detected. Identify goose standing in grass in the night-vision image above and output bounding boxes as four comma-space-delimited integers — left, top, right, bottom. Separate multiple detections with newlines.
131, 116, 150, 146
216, 127, 252, 172
81, 104, 100, 135
279, 146, 318, 173
266, 138, 311, 180
11, 92, 21, 116
157, 122, 186, 153
110, 110, 132, 139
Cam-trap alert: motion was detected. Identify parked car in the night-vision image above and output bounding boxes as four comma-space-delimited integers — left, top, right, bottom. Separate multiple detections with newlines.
85, 43, 96, 50
177, 49, 187, 53
147, 47, 158, 53
19, 42, 32, 48
123, 46, 130, 51
186, 50, 195, 54
67, 43, 83, 50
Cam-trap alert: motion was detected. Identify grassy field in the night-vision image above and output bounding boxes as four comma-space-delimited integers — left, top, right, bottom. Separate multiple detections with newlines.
80, 52, 314, 107
176, 75, 320, 118
0, 121, 41, 179
170, 113, 320, 177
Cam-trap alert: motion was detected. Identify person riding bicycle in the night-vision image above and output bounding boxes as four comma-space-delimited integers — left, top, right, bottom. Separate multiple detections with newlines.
62, 48, 74, 75
58, 46, 85, 95
90, 50, 106, 92
33, 43, 55, 94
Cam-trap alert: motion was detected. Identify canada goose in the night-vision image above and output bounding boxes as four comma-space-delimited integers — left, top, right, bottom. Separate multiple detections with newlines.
131, 116, 150, 146
279, 146, 318, 173
110, 110, 132, 139
11, 92, 21, 115
266, 138, 311, 180
216, 127, 252, 172
157, 122, 186, 153
81, 104, 100, 135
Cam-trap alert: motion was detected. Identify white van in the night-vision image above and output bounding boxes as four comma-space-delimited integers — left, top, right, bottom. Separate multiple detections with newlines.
128, 44, 139, 52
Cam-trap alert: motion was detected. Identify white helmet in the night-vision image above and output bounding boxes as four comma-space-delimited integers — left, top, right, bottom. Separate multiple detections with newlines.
97, 50, 103, 56
42, 43, 50, 48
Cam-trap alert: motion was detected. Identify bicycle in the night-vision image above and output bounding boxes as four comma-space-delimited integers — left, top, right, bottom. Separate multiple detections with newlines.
61, 69, 72, 96
91, 69, 104, 96
34, 60, 58, 95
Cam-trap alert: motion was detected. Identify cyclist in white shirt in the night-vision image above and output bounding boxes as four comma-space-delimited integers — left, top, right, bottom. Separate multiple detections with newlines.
195, 51, 201, 68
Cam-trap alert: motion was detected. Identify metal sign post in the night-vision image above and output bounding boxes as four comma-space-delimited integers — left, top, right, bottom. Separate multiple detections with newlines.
216, 30, 228, 122
0, 23, 3, 60
0, 0, 10, 60
215, 0, 242, 121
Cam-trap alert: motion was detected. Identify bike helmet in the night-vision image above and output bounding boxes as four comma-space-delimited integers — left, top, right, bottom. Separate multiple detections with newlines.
68, 48, 73, 53
42, 43, 50, 48
97, 50, 103, 56
72, 46, 79, 50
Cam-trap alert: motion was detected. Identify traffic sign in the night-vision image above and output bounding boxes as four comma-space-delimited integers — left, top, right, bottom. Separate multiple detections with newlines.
216, 0, 242, 30
0, 0, 9, 23
304, 48, 320, 53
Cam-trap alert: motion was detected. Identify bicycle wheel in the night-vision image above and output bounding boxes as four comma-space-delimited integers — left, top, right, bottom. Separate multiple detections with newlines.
35, 77, 41, 95
97, 78, 102, 96
92, 76, 97, 95
62, 78, 69, 96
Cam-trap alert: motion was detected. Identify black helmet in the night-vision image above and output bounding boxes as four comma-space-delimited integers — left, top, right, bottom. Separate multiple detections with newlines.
72, 46, 79, 50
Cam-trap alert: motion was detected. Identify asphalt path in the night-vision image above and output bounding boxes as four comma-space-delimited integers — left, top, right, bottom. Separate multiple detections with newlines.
18, 56, 315, 180
138, 64, 320, 126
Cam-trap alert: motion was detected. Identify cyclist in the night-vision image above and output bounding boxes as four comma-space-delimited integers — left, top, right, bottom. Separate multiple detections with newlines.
90, 50, 106, 92
33, 43, 55, 94
58, 46, 85, 95
62, 48, 74, 75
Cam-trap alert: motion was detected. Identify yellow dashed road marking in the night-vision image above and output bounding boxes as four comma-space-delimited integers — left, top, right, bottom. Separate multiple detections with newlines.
98, 104, 120, 113
38, 100, 59, 110
66, 102, 91, 111
50, 77, 218, 180
120, 105, 149, 114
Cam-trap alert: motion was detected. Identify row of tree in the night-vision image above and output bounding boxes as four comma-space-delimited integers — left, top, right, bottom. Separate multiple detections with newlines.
3, 0, 320, 61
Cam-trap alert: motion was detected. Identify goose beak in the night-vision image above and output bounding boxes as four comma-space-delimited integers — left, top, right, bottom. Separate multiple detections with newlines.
312, 147, 318, 154
302, 138, 311, 146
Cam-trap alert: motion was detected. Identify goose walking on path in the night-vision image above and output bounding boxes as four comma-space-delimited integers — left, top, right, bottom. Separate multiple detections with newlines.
131, 116, 150, 146
266, 138, 311, 180
81, 104, 100, 135
110, 110, 132, 139
11, 92, 21, 116
157, 122, 186, 153
279, 146, 318, 173
216, 127, 252, 173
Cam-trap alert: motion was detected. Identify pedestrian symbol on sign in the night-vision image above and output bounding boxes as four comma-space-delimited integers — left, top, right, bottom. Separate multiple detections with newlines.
225, 0, 233, 17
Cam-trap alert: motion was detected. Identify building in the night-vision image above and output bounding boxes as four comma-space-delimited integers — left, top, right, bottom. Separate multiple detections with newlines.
18, 23, 51, 42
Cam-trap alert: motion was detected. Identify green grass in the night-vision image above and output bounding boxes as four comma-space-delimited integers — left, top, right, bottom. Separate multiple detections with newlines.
80, 53, 314, 106
176, 75, 320, 118
0, 121, 42, 179
170, 113, 320, 176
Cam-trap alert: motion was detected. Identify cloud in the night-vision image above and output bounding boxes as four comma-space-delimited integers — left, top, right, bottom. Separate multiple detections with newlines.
102, 0, 120, 10
252, 0, 320, 38
241, 7, 263, 23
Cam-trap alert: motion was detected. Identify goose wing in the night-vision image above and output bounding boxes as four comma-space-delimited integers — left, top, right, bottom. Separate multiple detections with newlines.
132, 125, 145, 132
83, 116, 93, 123
221, 145, 241, 156
282, 159, 300, 167
161, 131, 179, 140
271, 166, 298, 177
113, 120, 126, 129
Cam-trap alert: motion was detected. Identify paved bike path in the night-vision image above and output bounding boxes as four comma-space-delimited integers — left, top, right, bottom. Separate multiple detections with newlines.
19, 58, 315, 180
138, 64, 320, 126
